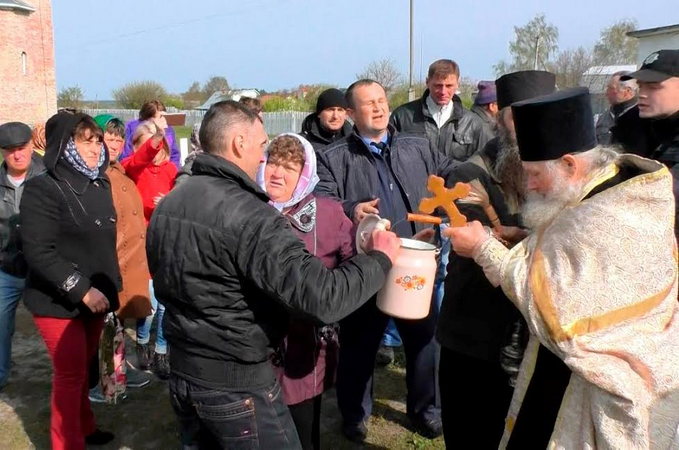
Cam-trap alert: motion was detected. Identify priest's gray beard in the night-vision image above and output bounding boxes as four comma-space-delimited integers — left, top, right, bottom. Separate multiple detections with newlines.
494, 125, 525, 201
521, 169, 585, 231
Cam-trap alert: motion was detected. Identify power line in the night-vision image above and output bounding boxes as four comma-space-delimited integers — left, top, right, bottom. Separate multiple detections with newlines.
61, 0, 276, 50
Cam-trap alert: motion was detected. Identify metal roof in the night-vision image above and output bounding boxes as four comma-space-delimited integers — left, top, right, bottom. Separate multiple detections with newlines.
0, 0, 35, 12
627, 24, 679, 38
583, 65, 637, 76
196, 91, 230, 111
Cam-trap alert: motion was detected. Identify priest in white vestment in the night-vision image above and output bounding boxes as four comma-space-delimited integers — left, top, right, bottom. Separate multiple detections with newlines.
446, 87, 679, 449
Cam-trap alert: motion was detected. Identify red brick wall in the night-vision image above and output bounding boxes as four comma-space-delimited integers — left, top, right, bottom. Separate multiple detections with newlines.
0, 0, 57, 126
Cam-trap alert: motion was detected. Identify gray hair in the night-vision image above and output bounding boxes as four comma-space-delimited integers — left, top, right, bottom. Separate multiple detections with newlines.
199, 101, 259, 155
612, 71, 638, 95
545, 145, 620, 175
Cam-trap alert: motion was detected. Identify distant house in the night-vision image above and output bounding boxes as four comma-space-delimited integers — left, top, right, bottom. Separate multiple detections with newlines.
627, 24, 679, 66
196, 89, 261, 110
581, 65, 636, 115
229, 89, 260, 102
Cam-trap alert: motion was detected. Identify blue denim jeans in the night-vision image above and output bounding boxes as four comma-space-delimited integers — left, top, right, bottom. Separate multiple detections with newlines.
433, 224, 451, 313
136, 280, 167, 354
382, 319, 402, 347
0, 270, 25, 387
170, 375, 302, 449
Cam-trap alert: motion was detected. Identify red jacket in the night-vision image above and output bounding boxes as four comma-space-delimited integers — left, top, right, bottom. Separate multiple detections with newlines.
122, 137, 177, 225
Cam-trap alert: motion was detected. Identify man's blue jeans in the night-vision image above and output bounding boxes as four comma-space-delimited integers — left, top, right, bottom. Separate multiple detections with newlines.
136, 280, 167, 354
0, 270, 25, 387
170, 376, 302, 449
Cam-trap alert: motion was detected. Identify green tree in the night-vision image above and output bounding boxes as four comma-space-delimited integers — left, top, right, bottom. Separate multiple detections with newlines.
162, 95, 185, 110
202, 76, 230, 98
388, 82, 425, 109
357, 59, 403, 94
112, 81, 167, 109
457, 76, 478, 109
593, 19, 638, 64
262, 96, 308, 112
494, 13, 559, 76
303, 84, 339, 111
57, 85, 85, 109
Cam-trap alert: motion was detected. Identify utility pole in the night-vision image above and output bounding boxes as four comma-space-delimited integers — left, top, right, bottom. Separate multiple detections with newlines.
534, 35, 541, 70
408, 0, 416, 101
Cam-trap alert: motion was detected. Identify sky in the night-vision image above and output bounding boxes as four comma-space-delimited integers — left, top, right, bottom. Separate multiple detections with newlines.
52, 0, 676, 100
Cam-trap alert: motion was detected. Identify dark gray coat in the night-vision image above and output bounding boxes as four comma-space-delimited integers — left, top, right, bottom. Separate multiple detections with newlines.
0, 154, 44, 277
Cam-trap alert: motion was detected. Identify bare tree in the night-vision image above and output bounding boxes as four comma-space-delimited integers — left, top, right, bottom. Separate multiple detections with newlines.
357, 59, 404, 94
57, 85, 85, 109
551, 47, 596, 89
202, 76, 230, 98
494, 14, 559, 76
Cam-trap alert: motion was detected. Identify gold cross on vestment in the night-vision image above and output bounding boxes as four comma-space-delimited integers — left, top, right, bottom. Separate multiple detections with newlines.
418, 175, 470, 227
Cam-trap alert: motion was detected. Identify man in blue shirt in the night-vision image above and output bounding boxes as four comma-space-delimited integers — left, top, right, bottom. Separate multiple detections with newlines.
316, 79, 458, 442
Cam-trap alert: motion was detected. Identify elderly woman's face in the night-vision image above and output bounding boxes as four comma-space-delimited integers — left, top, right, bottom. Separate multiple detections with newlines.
264, 157, 303, 203
74, 130, 103, 169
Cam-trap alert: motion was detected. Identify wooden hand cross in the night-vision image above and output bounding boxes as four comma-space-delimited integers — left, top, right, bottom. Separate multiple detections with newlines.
418, 175, 470, 227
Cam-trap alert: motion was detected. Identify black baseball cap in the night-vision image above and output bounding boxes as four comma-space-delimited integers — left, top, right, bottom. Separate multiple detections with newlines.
621, 49, 679, 83
0, 122, 32, 150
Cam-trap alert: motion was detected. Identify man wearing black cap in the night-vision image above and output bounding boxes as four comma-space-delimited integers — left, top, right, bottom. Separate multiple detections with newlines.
300, 88, 352, 151
0, 122, 45, 390
436, 70, 555, 449
445, 87, 679, 449
622, 49, 679, 238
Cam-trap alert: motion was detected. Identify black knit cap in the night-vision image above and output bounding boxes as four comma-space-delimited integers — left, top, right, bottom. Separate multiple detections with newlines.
496, 70, 556, 109
512, 87, 596, 162
316, 88, 347, 113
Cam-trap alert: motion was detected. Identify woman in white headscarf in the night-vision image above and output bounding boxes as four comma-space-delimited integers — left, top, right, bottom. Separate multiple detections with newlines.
257, 133, 355, 450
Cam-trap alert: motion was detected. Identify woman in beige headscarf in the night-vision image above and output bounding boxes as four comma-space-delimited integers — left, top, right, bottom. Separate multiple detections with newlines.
32, 123, 46, 157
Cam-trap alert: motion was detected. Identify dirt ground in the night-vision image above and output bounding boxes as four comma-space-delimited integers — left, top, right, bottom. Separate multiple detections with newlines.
0, 305, 445, 449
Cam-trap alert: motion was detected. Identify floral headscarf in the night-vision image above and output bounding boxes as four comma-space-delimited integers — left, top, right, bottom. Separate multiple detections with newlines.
256, 133, 320, 212
63, 137, 105, 180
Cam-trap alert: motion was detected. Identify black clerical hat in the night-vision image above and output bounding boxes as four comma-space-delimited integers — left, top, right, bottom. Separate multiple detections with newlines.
512, 87, 596, 162
496, 70, 556, 109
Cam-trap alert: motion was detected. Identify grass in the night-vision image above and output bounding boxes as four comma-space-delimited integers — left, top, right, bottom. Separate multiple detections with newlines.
0, 305, 445, 449
173, 125, 192, 142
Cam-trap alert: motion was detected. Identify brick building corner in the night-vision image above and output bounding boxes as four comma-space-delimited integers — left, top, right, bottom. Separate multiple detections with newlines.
0, 0, 57, 125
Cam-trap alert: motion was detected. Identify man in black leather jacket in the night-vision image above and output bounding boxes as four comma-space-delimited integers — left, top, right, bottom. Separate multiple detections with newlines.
390, 59, 490, 162
622, 49, 679, 241
0, 122, 44, 390
146, 100, 401, 449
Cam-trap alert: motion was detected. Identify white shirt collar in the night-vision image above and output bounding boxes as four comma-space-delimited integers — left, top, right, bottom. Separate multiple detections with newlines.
426, 95, 454, 129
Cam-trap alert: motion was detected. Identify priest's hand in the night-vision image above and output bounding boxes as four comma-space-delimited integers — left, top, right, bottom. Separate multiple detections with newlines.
443, 221, 490, 258
497, 226, 528, 248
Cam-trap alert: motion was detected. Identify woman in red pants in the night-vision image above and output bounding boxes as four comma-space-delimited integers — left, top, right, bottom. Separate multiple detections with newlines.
19, 111, 121, 450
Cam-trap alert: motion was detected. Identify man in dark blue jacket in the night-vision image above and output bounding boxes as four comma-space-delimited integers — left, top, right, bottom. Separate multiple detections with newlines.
316, 79, 458, 442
